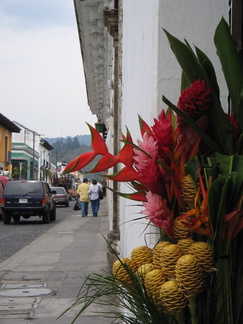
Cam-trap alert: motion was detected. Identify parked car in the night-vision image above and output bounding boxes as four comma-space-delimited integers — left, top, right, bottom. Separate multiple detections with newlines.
50, 187, 69, 207
0, 176, 12, 220
1, 180, 56, 224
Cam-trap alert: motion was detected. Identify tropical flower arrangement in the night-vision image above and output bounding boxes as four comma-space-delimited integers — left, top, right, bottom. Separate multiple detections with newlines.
62, 18, 242, 324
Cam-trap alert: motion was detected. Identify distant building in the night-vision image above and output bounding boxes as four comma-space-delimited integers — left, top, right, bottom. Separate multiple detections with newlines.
11, 122, 53, 181
39, 138, 53, 182
0, 113, 21, 174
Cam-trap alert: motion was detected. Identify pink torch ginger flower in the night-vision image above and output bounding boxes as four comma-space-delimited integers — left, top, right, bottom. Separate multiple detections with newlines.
133, 133, 163, 195
142, 192, 174, 239
133, 132, 158, 170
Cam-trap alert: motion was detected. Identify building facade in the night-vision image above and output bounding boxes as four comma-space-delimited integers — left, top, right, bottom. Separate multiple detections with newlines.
12, 122, 53, 182
0, 114, 21, 174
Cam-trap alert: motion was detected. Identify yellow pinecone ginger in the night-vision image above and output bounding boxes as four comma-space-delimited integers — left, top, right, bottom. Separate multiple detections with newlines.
175, 254, 203, 298
153, 241, 170, 269
178, 238, 195, 254
160, 280, 187, 314
131, 246, 153, 268
137, 263, 153, 283
188, 242, 214, 275
173, 217, 193, 240
145, 269, 167, 308
161, 244, 183, 278
112, 258, 137, 285
181, 174, 197, 209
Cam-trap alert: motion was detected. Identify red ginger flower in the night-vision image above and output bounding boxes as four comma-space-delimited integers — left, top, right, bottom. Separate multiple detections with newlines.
142, 191, 174, 239
152, 110, 173, 158
177, 79, 211, 120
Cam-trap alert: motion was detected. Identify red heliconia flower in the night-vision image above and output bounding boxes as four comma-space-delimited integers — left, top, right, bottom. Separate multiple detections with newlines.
63, 151, 97, 174
138, 115, 153, 137
105, 166, 140, 182
141, 191, 174, 239
90, 153, 120, 173
63, 123, 110, 174
118, 128, 135, 167
177, 79, 211, 120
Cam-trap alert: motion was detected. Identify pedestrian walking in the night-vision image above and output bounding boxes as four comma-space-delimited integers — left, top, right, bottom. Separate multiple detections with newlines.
76, 178, 90, 217
101, 180, 107, 197
88, 179, 101, 216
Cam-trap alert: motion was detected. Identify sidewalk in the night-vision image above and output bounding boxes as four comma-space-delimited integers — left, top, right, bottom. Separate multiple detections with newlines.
0, 200, 113, 323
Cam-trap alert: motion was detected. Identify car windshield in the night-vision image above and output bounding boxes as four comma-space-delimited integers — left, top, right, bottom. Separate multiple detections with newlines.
5, 182, 42, 196
52, 188, 65, 194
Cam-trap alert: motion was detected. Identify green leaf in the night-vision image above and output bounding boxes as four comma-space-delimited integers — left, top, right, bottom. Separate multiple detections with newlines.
180, 71, 190, 92
208, 177, 230, 247
164, 27, 234, 155
232, 155, 243, 173
217, 155, 233, 175
184, 156, 200, 183
163, 29, 205, 83
207, 88, 234, 155
214, 17, 243, 131
195, 46, 220, 97
238, 100, 243, 133
237, 133, 243, 155
227, 171, 243, 208
204, 164, 219, 187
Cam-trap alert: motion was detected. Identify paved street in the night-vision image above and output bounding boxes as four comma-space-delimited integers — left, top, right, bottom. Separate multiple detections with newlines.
0, 203, 74, 264
0, 200, 113, 323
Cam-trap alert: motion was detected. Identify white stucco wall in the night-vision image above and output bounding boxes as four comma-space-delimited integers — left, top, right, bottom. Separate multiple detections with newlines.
120, 0, 229, 258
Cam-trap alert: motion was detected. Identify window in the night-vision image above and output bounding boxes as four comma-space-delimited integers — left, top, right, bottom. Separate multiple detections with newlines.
4, 132, 8, 163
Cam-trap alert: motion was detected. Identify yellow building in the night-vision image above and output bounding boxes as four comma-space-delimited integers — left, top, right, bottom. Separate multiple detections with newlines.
0, 113, 20, 175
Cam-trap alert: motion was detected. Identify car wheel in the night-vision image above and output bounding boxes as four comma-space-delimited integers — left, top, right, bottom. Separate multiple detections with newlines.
50, 205, 56, 221
43, 207, 50, 224
3, 212, 11, 224
13, 215, 20, 222
65, 201, 69, 207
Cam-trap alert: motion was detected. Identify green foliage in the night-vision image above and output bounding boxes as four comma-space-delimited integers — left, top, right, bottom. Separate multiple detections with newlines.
214, 18, 243, 132
49, 137, 92, 165
163, 18, 236, 155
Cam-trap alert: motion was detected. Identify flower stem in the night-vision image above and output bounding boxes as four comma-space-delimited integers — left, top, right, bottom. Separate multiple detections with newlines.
187, 295, 198, 324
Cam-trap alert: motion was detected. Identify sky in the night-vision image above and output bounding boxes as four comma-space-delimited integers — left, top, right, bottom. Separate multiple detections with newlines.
0, 0, 97, 138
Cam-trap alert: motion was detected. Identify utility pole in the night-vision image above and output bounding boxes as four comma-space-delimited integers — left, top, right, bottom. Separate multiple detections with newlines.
56, 150, 58, 186
32, 131, 35, 180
